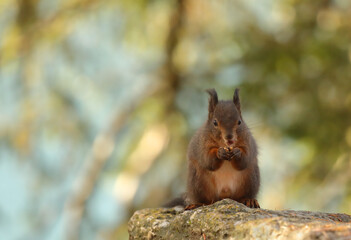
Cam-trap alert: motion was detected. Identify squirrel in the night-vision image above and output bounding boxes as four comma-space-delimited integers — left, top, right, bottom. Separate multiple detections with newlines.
164, 88, 260, 209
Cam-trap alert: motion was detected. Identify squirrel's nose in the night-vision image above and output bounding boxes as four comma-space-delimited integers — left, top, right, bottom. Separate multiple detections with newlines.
225, 134, 233, 140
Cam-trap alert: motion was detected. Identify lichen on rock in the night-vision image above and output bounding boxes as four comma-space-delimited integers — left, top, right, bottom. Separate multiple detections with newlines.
128, 199, 351, 240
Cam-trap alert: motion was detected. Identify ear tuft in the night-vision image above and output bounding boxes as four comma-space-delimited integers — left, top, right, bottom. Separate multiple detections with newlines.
206, 88, 218, 117
233, 88, 241, 113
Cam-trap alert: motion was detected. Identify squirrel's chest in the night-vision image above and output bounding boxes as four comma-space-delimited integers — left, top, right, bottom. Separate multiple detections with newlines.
210, 161, 244, 198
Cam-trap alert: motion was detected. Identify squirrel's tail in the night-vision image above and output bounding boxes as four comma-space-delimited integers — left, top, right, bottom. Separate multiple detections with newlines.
162, 194, 186, 208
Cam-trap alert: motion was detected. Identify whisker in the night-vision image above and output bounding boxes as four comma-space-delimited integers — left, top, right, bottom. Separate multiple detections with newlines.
246, 122, 264, 129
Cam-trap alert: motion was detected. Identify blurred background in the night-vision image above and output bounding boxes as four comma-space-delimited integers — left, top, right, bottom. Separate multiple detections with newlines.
1, 0, 351, 239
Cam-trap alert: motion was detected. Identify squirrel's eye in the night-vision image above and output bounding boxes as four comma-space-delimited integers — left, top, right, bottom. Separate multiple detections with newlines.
213, 119, 218, 127
238, 120, 242, 125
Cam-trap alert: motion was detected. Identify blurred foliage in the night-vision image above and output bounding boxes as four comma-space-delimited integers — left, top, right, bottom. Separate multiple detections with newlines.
0, 0, 351, 239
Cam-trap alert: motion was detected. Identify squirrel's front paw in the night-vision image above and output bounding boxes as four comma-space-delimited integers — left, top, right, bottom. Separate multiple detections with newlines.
217, 147, 233, 160
218, 147, 242, 160
232, 147, 241, 158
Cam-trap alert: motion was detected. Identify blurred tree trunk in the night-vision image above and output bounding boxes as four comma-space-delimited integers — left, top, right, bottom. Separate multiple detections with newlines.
159, 0, 187, 110
15, 0, 39, 155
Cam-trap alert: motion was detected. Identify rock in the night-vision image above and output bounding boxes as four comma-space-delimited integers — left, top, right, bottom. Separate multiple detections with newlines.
128, 199, 351, 240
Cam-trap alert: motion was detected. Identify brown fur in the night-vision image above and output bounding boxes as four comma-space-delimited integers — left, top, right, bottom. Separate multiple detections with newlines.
185, 88, 260, 208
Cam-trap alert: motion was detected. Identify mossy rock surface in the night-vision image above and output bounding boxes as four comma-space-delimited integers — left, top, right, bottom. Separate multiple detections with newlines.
128, 199, 351, 240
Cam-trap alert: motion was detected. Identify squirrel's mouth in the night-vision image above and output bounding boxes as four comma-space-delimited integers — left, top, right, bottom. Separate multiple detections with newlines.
226, 140, 234, 146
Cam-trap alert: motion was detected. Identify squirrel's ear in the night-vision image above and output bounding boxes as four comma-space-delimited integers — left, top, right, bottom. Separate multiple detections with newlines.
233, 88, 241, 113
206, 88, 218, 117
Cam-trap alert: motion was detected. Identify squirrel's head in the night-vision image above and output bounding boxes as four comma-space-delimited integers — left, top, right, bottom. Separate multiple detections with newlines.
206, 88, 244, 147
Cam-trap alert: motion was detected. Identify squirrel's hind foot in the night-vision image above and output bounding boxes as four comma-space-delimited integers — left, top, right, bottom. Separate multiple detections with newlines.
184, 203, 206, 210
239, 198, 260, 208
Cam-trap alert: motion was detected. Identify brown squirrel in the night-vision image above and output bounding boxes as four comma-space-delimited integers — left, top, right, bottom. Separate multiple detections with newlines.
165, 88, 260, 209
